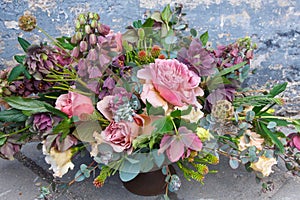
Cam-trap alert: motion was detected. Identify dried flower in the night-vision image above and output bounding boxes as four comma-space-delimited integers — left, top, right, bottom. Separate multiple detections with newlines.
18, 13, 37, 32
211, 100, 234, 122
250, 156, 277, 177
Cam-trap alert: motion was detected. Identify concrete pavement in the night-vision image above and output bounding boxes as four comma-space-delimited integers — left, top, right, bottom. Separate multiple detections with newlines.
0, 142, 299, 200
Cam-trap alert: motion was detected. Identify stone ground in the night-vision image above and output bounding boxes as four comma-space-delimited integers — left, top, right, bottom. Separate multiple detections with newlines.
0, 142, 300, 200
0, 1, 299, 200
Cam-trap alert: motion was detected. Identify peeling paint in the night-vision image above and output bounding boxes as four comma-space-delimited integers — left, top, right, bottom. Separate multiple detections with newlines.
228, 0, 263, 10
220, 10, 250, 29
27, 0, 57, 16
4, 21, 19, 29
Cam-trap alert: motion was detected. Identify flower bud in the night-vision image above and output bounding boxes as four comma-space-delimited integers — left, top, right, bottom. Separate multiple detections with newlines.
78, 14, 86, 25
138, 28, 145, 40
138, 50, 147, 62
94, 13, 100, 21
85, 25, 92, 34
88, 12, 94, 19
151, 45, 161, 58
91, 19, 97, 28
75, 20, 81, 30
98, 24, 110, 35
75, 31, 83, 41
89, 34, 97, 45
79, 41, 88, 52
70, 35, 77, 44
71, 46, 80, 58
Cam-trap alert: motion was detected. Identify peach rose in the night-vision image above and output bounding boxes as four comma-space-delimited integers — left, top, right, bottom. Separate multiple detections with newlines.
55, 92, 94, 120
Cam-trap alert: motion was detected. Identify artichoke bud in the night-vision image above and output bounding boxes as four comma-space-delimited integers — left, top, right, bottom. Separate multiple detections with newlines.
91, 19, 97, 28
89, 34, 97, 45
79, 41, 88, 52
85, 25, 92, 34
138, 28, 145, 40
75, 31, 83, 41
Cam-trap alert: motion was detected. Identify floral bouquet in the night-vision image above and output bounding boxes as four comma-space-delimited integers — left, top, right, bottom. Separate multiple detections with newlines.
0, 4, 299, 199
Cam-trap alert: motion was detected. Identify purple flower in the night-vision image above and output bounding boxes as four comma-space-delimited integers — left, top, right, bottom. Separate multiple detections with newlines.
0, 142, 21, 160
103, 77, 115, 90
28, 113, 55, 135
287, 133, 300, 151
158, 127, 202, 162
177, 39, 216, 76
204, 85, 236, 112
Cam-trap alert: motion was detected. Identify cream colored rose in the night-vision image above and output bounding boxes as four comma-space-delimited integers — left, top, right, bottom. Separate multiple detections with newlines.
43, 145, 74, 178
175, 105, 204, 123
250, 156, 277, 177
239, 130, 264, 151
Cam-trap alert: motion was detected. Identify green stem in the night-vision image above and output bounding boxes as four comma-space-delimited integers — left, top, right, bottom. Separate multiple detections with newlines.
3, 126, 30, 137
170, 117, 178, 135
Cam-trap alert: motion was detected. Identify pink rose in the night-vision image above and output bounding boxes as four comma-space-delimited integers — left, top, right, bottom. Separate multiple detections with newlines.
55, 92, 94, 120
101, 121, 139, 153
137, 59, 203, 107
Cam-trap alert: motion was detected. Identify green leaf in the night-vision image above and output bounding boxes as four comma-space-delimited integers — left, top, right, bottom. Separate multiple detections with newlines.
53, 118, 71, 135
146, 101, 165, 116
14, 55, 26, 64
260, 122, 284, 153
44, 104, 68, 119
119, 159, 140, 182
133, 20, 142, 28
122, 29, 138, 43
0, 137, 7, 146
152, 116, 173, 133
0, 109, 28, 122
142, 18, 154, 28
72, 121, 100, 142
200, 31, 209, 46
4, 96, 50, 115
56, 36, 75, 50
8, 64, 26, 82
161, 4, 172, 23
218, 61, 247, 76
190, 28, 197, 37
269, 82, 287, 97
18, 37, 31, 52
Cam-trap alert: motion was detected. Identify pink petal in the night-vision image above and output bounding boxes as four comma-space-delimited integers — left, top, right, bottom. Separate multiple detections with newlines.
167, 138, 185, 162
181, 133, 202, 151
137, 67, 152, 80
293, 135, 300, 151
96, 95, 114, 121
158, 135, 173, 154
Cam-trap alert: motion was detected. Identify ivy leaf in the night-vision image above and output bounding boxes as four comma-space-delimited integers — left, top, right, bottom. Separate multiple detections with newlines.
18, 37, 31, 52
146, 101, 165, 116
152, 116, 173, 133
200, 31, 209, 46
0, 109, 28, 122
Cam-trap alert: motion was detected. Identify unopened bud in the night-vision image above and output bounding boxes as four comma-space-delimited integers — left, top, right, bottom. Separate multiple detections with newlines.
75, 20, 81, 30
91, 19, 97, 28
138, 28, 145, 40
85, 25, 92, 34
151, 45, 161, 58
88, 12, 94, 19
138, 50, 147, 62
80, 41, 88, 52
75, 32, 83, 41
94, 13, 100, 20
70, 35, 77, 44
98, 24, 110, 35
78, 14, 86, 25
71, 46, 80, 58
89, 34, 97, 45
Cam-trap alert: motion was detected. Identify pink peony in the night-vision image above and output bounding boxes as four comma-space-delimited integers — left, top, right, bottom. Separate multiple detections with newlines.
55, 92, 94, 120
158, 127, 203, 162
137, 59, 203, 108
101, 121, 139, 153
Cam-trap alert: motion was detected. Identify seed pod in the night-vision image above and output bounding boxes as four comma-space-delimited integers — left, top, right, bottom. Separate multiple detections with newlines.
85, 25, 92, 34
18, 14, 37, 32
91, 19, 97, 28
78, 14, 86, 25
75, 31, 83, 41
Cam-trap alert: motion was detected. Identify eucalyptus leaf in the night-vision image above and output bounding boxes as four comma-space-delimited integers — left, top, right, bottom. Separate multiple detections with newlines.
229, 158, 239, 169
72, 121, 100, 142
74, 170, 86, 182
267, 121, 277, 129
119, 160, 140, 182
190, 28, 197, 37
152, 149, 165, 168
246, 111, 255, 122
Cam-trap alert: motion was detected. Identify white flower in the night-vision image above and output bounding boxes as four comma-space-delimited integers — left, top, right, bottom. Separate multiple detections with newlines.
238, 130, 264, 151
43, 144, 74, 178
250, 156, 277, 177
175, 105, 204, 123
